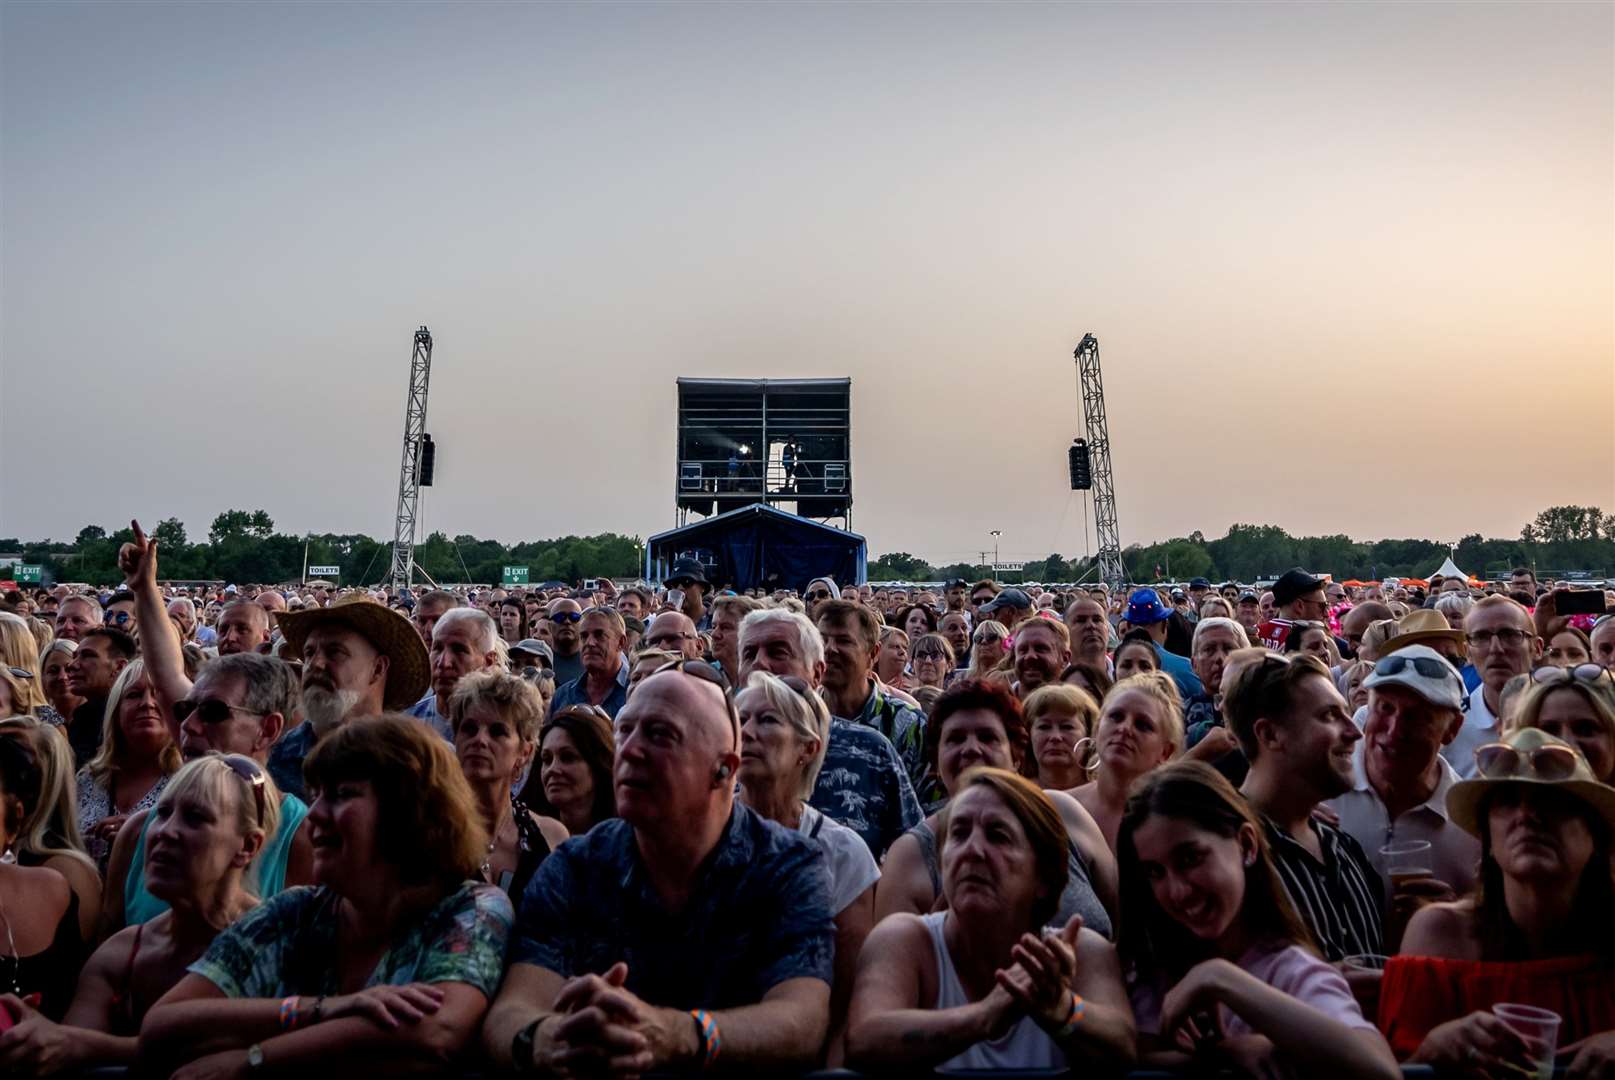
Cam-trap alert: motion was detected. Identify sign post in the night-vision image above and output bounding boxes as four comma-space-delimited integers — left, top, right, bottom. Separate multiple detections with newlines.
502, 566, 530, 586
307, 565, 340, 580
13, 565, 42, 584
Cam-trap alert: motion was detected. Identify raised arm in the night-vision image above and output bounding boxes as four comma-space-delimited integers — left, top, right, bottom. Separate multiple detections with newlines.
118, 520, 192, 729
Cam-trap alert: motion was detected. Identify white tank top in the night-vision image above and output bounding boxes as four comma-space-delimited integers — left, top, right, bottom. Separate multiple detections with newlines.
922, 911, 1065, 1072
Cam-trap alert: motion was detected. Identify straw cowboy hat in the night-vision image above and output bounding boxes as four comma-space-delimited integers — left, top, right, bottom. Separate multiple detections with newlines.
273, 594, 429, 710
1447, 727, 1615, 838
1380, 608, 1467, 657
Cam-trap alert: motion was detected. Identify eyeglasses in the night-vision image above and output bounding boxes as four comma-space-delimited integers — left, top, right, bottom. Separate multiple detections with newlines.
1373, 654, 1458, 682
173, 698, 263, 727
1474, 741, 1581, 783
665, 658, 740, 751
220, 753, 267, 826
913, 649, 946, 661
1466, 628, 1533, 648
549, 611, 583, 624
1531, 664, 1614, 688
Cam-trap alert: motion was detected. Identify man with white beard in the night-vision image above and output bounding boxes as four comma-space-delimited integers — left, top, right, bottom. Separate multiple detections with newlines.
266, 595, 430, 799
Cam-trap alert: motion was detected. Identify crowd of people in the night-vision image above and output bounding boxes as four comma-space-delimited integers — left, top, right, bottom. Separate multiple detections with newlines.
1, 525, 1614, 1077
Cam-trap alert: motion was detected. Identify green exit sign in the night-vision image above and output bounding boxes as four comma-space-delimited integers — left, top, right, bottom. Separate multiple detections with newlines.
502, 566, 530, 585
13, 565, 42, 584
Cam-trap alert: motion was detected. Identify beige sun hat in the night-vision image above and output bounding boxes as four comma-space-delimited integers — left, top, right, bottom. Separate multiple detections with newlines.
1380, 608, 1467, 657
273, 594, 429, 709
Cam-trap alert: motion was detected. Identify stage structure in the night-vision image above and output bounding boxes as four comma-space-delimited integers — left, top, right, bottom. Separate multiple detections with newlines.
646, 503, 867, 594
675, 378, 852, 528
388, 326, 435, 590
1073, 334, 1125, 587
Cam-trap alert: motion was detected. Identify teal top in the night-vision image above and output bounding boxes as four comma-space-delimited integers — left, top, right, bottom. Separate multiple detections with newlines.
125, 793, 309, 926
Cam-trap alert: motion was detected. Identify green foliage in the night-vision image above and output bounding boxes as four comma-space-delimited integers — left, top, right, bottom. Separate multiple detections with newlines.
869, 552, 935, 581
11, 511, 645, 586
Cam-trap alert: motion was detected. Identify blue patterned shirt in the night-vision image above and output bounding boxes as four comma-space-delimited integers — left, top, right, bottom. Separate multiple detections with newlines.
266, 723, 317, 803
190, 882, 513, 999
809, 720, 922, 860
841, 681, 929, 795
512, 804, 833, 1009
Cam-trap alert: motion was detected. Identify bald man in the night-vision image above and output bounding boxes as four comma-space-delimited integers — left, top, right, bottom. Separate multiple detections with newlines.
486, 665, 833, 1073
1340, 601, 1393, 661
644, 611, 703, 660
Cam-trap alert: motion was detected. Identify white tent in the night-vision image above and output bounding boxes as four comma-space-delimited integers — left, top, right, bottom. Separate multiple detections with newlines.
1431, 556, 1469, 582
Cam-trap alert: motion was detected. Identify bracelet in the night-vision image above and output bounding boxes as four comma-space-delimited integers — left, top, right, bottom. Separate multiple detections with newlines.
1053, 991, 1085, 1040
277, 996, 301, 1031
689, 1008, 721, 1070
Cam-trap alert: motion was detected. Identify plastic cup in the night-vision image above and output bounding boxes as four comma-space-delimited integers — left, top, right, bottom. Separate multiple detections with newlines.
1379, 839, 1434, 885
1492, 1002, 1560, 1080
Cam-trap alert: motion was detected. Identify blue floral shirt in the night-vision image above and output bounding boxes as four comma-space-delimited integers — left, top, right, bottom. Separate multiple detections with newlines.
190, 882, 513, 999
512, 804, 833, 1009
809, 720, 922, 860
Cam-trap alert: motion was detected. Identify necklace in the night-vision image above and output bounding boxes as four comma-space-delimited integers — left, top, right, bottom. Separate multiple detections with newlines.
479, 807, 513, 882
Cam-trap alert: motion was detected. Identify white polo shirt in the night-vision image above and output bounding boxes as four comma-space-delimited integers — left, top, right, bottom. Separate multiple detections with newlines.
1442, 684, 1499, 781
1327, 741, 1480, 895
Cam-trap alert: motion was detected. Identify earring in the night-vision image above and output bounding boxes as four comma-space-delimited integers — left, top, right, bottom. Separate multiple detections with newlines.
0, 846, 15, 866
1243, 853, 1255, 867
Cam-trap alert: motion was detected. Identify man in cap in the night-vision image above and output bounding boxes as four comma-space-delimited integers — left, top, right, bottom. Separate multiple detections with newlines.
267, 593, 430, 799
1257, 568, 1331, 651
1327, 644, 1477, 939
665, 558, 713, 631
1446, 596, 1541, 779
1235, 590, 1262, 635
802, 577, 839, 619
509, 638, 554, 678
978, 587, 1033, 632
1188, 577, 1212, 614
1120, 589, 1204, 700
550, 606, 631, 719
410, 606, 505, 739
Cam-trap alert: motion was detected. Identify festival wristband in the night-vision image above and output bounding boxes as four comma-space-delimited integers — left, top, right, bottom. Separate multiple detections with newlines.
277, 996, 301, 1031
689, 1008, 721, 1069
1053, 991, 1085, 1039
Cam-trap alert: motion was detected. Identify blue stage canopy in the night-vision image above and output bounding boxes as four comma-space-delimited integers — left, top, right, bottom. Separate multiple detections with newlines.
645, 504, 866, 593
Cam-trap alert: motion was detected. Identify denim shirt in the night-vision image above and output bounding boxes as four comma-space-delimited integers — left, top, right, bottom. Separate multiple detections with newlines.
512, 804, 833, 1009
548, 661, 630, 720
808, 719, 923, 861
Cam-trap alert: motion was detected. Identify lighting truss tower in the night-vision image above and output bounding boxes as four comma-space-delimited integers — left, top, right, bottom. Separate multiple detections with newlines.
1075, 333, 1125, 587
388, 326, 434, 589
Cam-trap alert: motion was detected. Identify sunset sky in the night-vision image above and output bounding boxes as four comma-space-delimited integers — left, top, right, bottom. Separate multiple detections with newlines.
3, 2, 1610, 566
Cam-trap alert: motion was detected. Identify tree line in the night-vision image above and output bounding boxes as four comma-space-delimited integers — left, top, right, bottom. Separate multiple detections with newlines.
4, 504, 1611, 589
870, 505, 1615, 584
0, 511, 645, 587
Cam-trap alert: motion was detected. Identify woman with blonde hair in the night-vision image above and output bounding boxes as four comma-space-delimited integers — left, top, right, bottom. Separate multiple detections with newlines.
75, 660, 181, 868
874, 626, 912, 692
1504, 665, 1615, 783
0, 754, 281, 1074
37, 639, 83, 726
1071, 672, 1184, 854
0, 612, 49, 719
0, 718, 100, 940
963, 620, 1010, 684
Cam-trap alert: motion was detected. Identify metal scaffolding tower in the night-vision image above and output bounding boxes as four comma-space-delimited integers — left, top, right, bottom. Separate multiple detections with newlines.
1075, 333, 1125, 587
388, 327, 434, 589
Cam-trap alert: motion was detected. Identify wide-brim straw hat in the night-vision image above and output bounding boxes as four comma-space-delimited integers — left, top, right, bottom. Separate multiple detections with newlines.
1447, 727, 1615, 838
274, 594, 429, 710
1381, 608, 1467, 656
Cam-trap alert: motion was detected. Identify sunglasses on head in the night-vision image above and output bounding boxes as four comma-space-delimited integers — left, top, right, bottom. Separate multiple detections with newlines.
173, 698, 261, 727
1474, 741, 1582, 783
1531, 664, 1614, 688
549, 611, 583, 624
220, 753, 268, 825
6, 666, 33, 681
1373, 654, 1457, 682
664, 658, 741, 751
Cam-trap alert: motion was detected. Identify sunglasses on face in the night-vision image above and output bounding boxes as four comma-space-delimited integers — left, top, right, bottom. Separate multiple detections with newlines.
106, 611, 132, 625
173, 698, 261, 727
1531, 664, 1613, 688
1474, 741, 1581, 783
549, 611, 583, 624
806, 590, 831, 602
914, 650, 946, 662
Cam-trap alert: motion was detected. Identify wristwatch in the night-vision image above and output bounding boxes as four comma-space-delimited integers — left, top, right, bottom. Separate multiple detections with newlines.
512, 1017, 544, 1072
246, 1044, 265, 1070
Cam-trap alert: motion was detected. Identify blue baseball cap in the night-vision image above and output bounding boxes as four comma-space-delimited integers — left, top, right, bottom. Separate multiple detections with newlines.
1125, 589, 1173, 625
1189, 577, 1211, 589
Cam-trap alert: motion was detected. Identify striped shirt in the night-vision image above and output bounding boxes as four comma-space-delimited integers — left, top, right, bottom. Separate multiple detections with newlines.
1260, 814, 1385, 962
